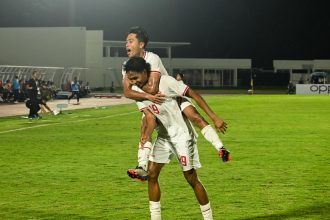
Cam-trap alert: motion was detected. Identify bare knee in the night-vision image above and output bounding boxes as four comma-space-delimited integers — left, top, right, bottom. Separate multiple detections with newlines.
184, 169, 200, 188
148, 162, 162, 182
148, 169, 158, 182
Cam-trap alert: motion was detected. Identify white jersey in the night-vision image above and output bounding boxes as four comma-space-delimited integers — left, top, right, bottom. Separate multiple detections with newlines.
122, 51, 168, 93
137, 75, 198, 141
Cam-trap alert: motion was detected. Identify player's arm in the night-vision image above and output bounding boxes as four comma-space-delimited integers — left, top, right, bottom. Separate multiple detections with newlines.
186, 88, 227, 134
122, 75, 165, 104
141, 71, 161, 95
42, 102, 53, 113
140, 108, 157, 146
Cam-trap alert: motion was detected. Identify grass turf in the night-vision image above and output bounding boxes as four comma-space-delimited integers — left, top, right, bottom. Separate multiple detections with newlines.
0, 95, 329, 219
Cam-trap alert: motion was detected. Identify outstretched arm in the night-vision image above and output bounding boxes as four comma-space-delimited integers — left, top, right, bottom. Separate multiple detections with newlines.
186, 88, 227, 134
122, 75, 164, 104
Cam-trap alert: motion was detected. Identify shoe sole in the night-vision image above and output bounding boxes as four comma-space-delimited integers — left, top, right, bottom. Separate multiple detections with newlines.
127, 170, 148, 182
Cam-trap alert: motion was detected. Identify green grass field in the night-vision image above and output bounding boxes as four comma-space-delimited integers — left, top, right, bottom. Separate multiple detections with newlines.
0, 95, 329, 219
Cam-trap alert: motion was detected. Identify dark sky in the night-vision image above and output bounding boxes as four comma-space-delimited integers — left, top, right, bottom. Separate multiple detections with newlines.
0, 0, 329, 67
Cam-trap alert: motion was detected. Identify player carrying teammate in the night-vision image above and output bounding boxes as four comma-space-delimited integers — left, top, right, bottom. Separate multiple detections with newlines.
122, 26, 230, 182
125, 56, 224, 220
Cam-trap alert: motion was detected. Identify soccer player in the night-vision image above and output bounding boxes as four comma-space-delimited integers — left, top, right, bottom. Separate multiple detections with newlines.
122, 26, 167, 180
123, 26, 230, 182
124, 56, 228, 220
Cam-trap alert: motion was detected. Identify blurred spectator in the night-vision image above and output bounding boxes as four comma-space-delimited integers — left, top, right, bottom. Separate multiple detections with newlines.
26, 96, 56, 116
3, 80, 13, 102
68, 77, 80, 104
110, 81, 115, 93
175, 73, 184, 82
288, 81, 295, 94
84, 82, 91, 95
0, 81, 4, 102
12, 76, 21, 103
26, 71, 41, 119
19, 79, 27, 102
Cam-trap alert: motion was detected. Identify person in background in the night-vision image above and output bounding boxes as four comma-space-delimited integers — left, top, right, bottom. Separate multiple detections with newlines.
3, 79, 13, 102
0, 81, 4, 102
12, 75, 21, 103
287, 81, 295, 94
26, 71, 41, 119
175, 72, 184, 82
110, 81, 115, 93
68, 77, 80, 104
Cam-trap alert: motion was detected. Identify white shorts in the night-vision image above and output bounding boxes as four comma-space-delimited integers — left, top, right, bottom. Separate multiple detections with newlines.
149, 135, 202, 171
178, 97, 195, 111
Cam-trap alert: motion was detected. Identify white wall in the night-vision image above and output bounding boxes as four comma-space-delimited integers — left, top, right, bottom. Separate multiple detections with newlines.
0, 27, 86, 67
171, 58, 251, 69
102, 57, 251, 88
103, 57, 126, 88
85, 30, 103, 88
273, 60, 314, 69
313, 60, 330, 69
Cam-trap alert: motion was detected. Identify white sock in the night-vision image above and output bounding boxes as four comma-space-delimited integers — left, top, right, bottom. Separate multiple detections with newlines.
149, 201, 161, 220
201, 125, 224, 151
200, 202, 213, 220
138, 141, 152, 170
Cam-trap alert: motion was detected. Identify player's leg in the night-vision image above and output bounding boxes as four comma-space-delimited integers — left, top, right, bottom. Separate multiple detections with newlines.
127, 111, 156, 181
138, 111, 156, 169
39, 104, 47, 114
182, 103, 230, 162
148, 161, 163, 220
26, 99, 32, 118
176, 135, 213, 220
148, 161, 164, 202
30, 96, 39, 118
183, 169, 213, 220
68, 92, 73, 103
148, 137, 171, 220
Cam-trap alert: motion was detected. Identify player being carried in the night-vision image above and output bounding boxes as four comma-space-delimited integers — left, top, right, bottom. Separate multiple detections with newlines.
125, 56, 223, 220
122, 26, 230, 182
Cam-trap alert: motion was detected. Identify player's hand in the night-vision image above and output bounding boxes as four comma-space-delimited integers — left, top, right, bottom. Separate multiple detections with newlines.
140, 136, 150, 146
146, 92, 165, 104
213, 117, 227, 134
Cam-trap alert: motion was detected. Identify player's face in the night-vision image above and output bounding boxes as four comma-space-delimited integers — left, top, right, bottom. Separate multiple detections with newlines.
126, 33, 144, 58
126, 71, 148, 88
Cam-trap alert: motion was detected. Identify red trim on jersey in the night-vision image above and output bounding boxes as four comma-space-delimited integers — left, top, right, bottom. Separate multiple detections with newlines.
143, 51, 147, 59
182, 86, 189, 96
139, 107, 148, 112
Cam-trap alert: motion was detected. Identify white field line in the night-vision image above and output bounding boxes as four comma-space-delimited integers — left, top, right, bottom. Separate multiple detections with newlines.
0, 111, 138, 134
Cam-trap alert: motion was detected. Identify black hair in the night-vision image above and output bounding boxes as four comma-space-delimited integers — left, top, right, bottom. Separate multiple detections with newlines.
124, 56, 151, 74
176, 73, 184, 79
127, 26, 149, 48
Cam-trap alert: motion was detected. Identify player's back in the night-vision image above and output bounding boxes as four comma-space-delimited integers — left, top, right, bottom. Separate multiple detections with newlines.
144, 51, 169, 76
142, 75, 197, 140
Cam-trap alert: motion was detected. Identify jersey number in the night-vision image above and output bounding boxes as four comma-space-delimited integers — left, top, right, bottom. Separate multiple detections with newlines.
180, 156, 187, 166
149, 104, 160, 114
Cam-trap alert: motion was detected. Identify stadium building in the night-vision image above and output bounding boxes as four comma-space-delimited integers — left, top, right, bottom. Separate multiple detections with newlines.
1, 27, 329, 90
